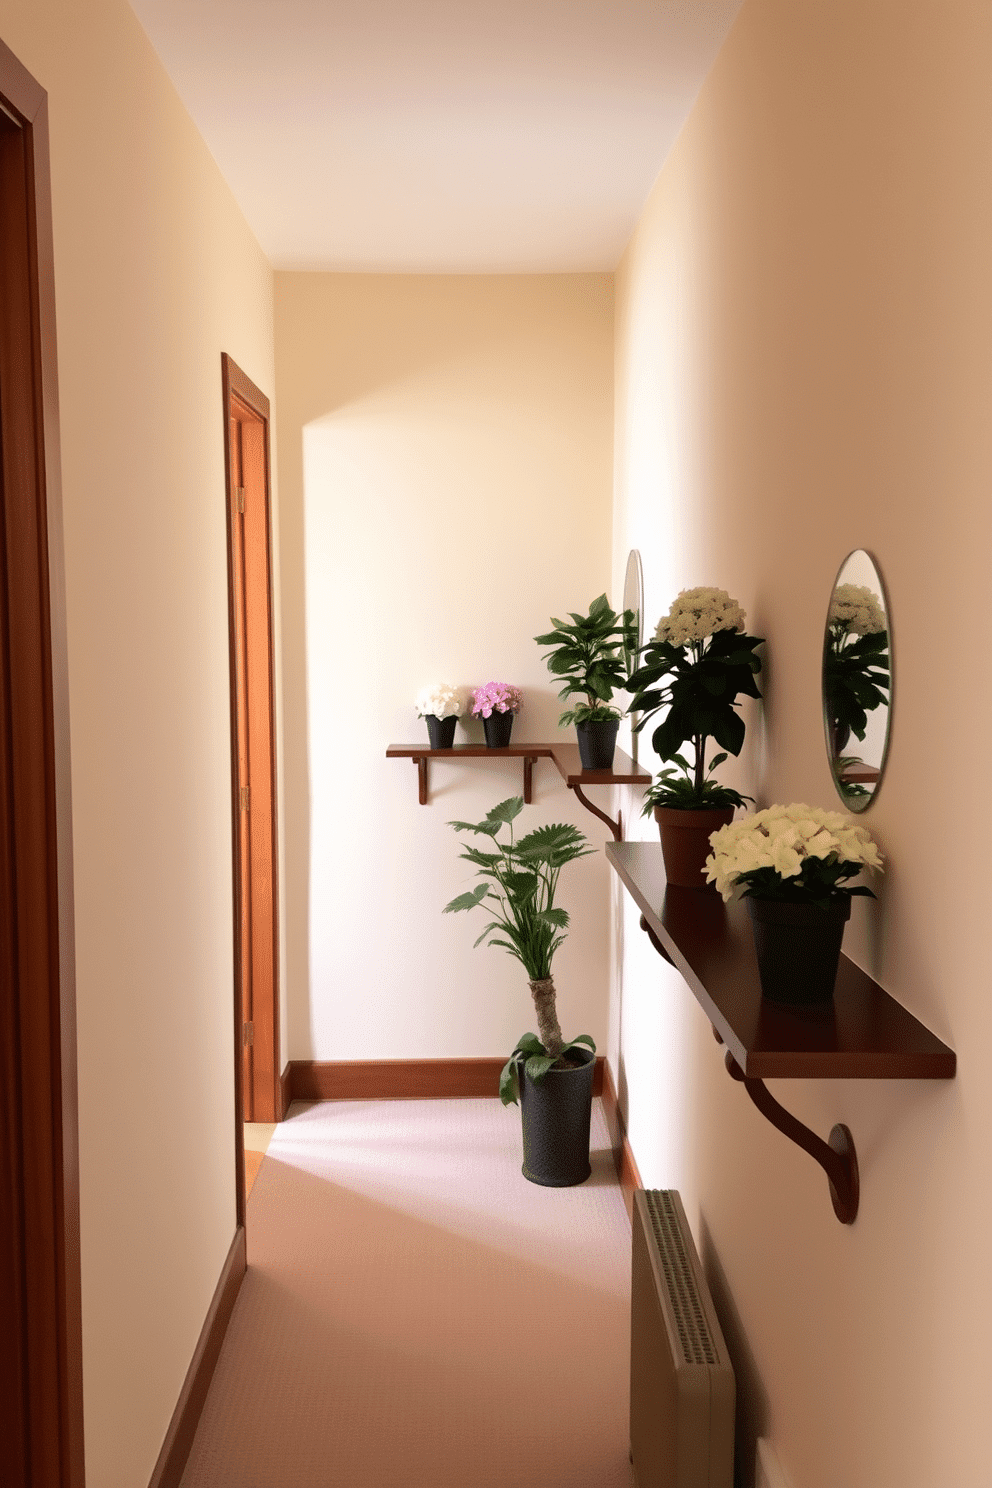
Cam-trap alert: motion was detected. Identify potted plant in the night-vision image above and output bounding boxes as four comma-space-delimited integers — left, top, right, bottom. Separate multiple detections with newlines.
822, 583, 889, 758
535, 593, 633, 769
443, 796, 596, 1186
471, 682, 523, 747
705, 803, 883, 1005
626, 587, 764, 887
415, 682, 466, 749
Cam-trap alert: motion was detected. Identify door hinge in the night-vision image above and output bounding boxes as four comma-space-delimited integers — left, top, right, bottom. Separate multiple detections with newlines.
240, 786, 250, 811
235, 486, 245, 513
243, 1021, 254, 1047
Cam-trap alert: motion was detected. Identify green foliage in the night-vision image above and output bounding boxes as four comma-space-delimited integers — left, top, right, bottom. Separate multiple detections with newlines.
734, 857, 876, 909
626, 625, 763, 764
536, 593, 634, 725
641, 753, 753, 814
443, 798, 593, 982
498, 1031, 596, 1107
823, 629, 889, 743
558, 702, 621, 726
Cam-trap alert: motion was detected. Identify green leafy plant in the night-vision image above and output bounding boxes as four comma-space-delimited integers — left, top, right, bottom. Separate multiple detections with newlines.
823, 624, 889, 748
535, 593, 634, 726
442, 796, 595, 1105
626, 587, 763, 807
641, 752, 753, 814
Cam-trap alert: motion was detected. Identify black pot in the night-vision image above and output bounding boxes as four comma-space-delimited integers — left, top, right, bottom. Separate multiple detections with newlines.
482, 711, 514, 748
746, 896, 852, 1006
575, 718, 620, 770
424, 714, 457, 749
519, 1047, 595, 1187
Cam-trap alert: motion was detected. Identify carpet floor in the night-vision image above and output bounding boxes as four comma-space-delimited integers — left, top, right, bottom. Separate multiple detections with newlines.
180, 1097, 632, 1487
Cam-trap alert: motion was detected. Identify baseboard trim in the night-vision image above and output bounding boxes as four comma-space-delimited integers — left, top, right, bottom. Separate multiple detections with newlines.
283, 1056, 605, 1104
278, 1061, 291, 1120
146, 1225, 246, 1488
600, 1060, 642, 1219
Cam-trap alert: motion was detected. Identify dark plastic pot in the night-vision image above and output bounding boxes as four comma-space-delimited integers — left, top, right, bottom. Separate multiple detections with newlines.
424, 714, 457, 749
519, 1047, 595, 1187
746, 896, 852, 1006
654, 805, 736, 890
575, 718, 620, 770
482, 710, 514, 748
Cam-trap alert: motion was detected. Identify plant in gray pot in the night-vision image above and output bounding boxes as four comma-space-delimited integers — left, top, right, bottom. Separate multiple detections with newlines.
535, 593, 633, 770
626, 587, 764, 888
705, 804, 883, 1006
415, 682, 466, 749
443, 796, 596, 1186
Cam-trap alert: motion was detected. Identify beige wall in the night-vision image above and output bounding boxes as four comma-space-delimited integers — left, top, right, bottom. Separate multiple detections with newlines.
0, 0, 275, 1483
612, 2, 992, 1485
274, 274, 615, 1064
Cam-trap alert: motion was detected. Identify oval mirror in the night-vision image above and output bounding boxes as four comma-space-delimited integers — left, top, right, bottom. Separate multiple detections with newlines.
822, 550, 891, 812
622, 549, 644, 761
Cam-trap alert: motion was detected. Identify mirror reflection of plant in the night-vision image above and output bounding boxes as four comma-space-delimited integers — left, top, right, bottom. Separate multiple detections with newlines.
535, 593, 634, 725
823, 584, 889, 746
831, 754, 872, 805
626, 587, 763, 805
442, 797, 595, 1105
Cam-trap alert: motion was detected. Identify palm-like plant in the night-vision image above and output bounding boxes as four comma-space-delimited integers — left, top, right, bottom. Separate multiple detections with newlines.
443, 796, 595, 1104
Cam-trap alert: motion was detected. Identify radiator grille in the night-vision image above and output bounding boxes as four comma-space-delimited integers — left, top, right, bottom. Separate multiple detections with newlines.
643, 1190, 718, 1366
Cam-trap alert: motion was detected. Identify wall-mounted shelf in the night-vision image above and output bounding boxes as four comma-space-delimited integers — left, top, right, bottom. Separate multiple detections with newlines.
606, 841, 956, 1222
386, 741, 651, 840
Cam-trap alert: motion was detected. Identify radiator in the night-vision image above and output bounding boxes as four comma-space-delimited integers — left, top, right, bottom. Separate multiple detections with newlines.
630, 1190, 735, 1487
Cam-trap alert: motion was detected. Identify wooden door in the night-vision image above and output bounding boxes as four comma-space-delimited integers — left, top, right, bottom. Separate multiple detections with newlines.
222, 358, 279, 1134
0, 40, 84, 1488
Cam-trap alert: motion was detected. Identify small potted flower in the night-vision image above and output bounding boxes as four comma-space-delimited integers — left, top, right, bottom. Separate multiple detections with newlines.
471, 682, 523, 748
443, 796, 596, 1186
534, 593, 633, 769
626, 587, 764, 887
415, 682, 466, 749
705, 803, 883, 1006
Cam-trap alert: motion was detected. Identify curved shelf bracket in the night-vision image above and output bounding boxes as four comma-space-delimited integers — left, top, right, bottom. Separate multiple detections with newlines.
570, 782, 622, 841
724, 1052, 859, 1225
638, 912, 674, 965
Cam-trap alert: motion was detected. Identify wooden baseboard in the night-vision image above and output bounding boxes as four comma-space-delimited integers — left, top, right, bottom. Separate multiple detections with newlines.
278, 1061, 291, 1120
283, 1056, 605, 1104
600, 1060, 642, 1220
146, 1226, 246, 1488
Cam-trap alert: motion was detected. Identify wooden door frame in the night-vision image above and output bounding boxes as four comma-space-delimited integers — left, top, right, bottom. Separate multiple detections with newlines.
0, 37, 85, 1488
221, 355, 280, 1198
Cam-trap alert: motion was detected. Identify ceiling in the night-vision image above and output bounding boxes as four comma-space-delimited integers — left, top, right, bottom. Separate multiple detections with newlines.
127, 0, 742, 272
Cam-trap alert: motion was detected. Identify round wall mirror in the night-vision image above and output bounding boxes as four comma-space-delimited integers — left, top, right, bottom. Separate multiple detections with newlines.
822, 550, 891, 812
622, 549, 644, 761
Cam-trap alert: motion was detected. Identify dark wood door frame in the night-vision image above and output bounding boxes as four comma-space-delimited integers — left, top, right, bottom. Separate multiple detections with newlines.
0, 37, 85, 1488
221, 355, 280, 1197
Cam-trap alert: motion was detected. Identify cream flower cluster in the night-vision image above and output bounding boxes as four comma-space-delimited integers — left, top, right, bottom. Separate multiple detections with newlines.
705, 803, 883, 901
828, 584, 886, 636
654, 587, 746, 647
415, 683, 466, 719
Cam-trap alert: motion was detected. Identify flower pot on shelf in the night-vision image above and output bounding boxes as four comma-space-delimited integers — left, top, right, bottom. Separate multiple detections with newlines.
746, 896, 852, 1006
654, 805, 735, 890
482, 711, 515, 748
575, 718, 620, 770
424, 714, 457, 749
519, 1047, 595, 1187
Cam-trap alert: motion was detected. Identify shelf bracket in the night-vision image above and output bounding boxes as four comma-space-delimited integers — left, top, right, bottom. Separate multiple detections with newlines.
638, 912, 674, 965
569, 783, 622, 841
723, 1051, 860, 1225
409, 753, 539, 806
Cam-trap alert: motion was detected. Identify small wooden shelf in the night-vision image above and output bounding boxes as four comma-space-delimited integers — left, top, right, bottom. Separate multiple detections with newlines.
606, 841, 955, 1222
386, 740, 651, 839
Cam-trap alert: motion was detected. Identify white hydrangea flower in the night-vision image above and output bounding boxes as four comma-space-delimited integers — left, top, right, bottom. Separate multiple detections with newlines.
654, 587, 747, 647
415, 682, 466, 719
704, 802, 883, 900
829, 584, 886, 636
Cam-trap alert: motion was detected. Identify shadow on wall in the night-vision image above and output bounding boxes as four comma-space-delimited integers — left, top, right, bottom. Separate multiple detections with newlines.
699, 1213, 769, 1488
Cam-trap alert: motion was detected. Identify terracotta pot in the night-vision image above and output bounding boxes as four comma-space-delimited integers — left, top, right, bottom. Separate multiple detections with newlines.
654, 805, 735, 890
746, 896, 851, 1006
424, 714, 456, 749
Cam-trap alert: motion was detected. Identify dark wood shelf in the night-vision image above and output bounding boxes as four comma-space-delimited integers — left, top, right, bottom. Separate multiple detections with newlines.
386, 740, 651, 838
606, 841, 955, 1080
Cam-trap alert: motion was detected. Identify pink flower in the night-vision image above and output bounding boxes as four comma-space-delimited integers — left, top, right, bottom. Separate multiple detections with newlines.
471, 682, 523, 718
